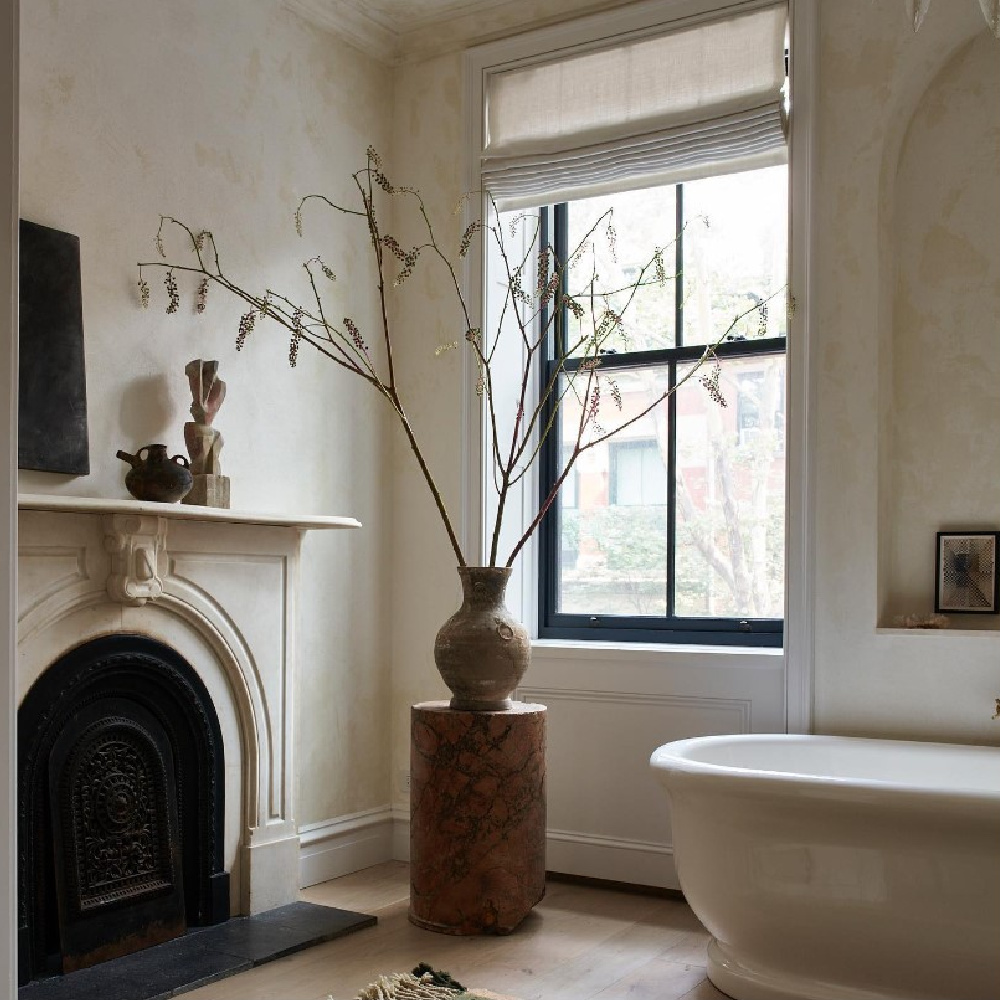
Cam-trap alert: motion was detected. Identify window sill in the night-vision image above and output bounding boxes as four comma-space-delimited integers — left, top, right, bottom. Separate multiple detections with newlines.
531, 638, 783, 660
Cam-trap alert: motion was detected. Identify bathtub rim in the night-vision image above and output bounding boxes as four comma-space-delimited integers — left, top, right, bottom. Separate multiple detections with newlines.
649, 733, 1000, 814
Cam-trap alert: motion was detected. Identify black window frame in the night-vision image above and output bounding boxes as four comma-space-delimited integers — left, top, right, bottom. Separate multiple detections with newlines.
537, 183, 786, 647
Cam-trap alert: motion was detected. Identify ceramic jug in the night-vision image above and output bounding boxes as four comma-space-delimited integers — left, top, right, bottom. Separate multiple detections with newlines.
116, 444, 193, 503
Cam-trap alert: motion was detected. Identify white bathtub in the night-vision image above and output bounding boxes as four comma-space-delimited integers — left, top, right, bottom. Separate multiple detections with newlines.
650, 734, 1000, 1000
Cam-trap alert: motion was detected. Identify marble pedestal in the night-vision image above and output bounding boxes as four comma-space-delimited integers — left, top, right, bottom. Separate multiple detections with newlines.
409, 701, 546, 935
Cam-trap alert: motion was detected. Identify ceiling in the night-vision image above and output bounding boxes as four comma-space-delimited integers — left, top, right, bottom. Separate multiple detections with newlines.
284, 0, 638, 63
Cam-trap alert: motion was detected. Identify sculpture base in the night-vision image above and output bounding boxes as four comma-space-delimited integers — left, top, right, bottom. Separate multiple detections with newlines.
409, 700, 546, 935
184, 474, 230, 509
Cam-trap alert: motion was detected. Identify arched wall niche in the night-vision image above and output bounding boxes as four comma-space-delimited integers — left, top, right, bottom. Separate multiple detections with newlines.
875, 15, 1000, 626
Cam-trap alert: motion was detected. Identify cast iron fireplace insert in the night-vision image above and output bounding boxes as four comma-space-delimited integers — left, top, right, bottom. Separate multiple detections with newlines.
17, 633, 230, 985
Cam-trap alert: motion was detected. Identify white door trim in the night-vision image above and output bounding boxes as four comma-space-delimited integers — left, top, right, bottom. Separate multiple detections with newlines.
2, 0, 20, 988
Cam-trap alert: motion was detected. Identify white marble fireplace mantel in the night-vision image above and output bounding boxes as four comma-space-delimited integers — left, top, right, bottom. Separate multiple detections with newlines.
18, 493, 361, 530
16, 493, 360, 917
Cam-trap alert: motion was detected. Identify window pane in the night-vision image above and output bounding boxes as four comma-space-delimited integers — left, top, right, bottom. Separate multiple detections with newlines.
681, 165, 788, 346
556, 365, 671, 616
610, 441, 668, 505
564, 187, 677, 355
674, 355, 785, 618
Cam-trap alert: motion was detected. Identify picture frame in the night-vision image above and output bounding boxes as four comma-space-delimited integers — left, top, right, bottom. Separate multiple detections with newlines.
934, 531, 1000, 614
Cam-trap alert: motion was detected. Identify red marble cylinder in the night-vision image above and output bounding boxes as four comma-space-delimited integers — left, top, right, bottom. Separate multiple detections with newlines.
409, 700, 546, 935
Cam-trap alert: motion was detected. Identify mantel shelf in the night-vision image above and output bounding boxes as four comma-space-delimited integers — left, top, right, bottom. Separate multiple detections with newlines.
18, 493, 361, 531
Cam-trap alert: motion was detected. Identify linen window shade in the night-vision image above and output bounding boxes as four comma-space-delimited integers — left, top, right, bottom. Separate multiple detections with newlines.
482, 2, 788, 209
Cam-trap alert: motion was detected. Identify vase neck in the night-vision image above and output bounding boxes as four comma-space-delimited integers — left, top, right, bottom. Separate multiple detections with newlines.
458, 566, 511, 608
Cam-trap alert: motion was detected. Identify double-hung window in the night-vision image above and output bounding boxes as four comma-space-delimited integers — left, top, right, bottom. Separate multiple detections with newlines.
477, 1, 790, 646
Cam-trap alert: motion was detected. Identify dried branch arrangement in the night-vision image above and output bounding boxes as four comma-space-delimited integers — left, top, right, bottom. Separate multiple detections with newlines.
138, 147, 767, 568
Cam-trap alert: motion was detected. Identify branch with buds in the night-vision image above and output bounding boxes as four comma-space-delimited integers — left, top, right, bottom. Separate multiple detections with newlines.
138, 146, 777, 569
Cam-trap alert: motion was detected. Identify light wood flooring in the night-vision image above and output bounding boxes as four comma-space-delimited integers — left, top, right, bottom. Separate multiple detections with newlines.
184, 862, 727, 1000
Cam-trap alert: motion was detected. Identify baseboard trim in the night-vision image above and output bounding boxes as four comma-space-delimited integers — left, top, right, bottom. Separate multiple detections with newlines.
545, 828, 679, 889
383, 811, 676, 889
298, 806, 395, 888
390, 805, 410, 862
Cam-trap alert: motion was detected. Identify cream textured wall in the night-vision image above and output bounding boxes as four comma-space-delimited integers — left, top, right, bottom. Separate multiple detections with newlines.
18, 0, 394, 825
884, 33, 1000, 624
387, 53, 467, 800
814, 0, 1000, 742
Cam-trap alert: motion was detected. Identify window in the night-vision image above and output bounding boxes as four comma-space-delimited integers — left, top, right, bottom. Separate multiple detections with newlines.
473, 1, 790, 645
538, 166, 787, 644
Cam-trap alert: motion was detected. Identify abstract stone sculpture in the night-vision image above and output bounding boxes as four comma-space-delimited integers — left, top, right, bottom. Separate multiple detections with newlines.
183, 359, 230, 508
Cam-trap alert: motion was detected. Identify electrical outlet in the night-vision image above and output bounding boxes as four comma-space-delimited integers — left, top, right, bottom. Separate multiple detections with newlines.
399, 768, 411, 794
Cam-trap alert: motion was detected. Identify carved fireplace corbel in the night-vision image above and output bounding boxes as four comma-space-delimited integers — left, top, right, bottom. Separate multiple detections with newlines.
103, 513, 168, 606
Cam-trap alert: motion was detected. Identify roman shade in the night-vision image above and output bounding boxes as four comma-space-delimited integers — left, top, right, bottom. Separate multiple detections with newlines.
481, 2, 788, 208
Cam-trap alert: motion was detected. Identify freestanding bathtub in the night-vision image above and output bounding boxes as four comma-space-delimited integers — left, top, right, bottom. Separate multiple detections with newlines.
650, 734, 1000, 1000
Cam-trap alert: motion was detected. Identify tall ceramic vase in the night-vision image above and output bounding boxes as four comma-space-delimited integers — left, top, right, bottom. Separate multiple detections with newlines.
434, 566, 530, 711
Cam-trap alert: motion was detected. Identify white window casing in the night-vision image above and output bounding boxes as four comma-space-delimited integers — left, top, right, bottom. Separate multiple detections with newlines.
461, 0, 816, 732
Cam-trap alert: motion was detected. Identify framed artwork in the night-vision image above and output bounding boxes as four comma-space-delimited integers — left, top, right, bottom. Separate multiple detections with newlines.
935, 531, 1000, 614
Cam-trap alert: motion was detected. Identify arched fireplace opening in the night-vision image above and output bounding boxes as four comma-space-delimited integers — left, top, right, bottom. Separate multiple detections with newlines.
18, 633, 230, 985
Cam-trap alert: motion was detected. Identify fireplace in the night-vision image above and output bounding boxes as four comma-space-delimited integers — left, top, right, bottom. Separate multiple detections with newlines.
16, 495, 359, 985
18, 633, 228, 981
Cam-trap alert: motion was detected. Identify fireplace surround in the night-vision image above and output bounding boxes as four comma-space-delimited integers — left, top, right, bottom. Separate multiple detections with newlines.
16, 495, 358, 983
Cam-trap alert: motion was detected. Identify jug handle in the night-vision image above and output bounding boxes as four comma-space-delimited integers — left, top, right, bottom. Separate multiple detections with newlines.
136, 445, 150, 462
171, 454, 190, 468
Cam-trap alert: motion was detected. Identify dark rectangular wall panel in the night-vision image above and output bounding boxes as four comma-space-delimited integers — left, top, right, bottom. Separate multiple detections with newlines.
18, 219, 90, 474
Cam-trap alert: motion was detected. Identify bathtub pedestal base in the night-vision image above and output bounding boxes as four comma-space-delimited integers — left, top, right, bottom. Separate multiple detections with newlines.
709, 939, 915, 1000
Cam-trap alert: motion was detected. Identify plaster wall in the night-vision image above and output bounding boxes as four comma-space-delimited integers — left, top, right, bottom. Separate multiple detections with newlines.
387, 53, 467, 784
18, 0, 394, 827
814, 0, 1000, 742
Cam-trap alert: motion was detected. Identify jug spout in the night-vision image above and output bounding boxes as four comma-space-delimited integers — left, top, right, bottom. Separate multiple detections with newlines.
116, 449, 139, 468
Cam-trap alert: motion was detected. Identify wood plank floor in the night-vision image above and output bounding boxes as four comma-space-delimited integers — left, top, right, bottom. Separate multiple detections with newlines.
184, 863, 727, 1000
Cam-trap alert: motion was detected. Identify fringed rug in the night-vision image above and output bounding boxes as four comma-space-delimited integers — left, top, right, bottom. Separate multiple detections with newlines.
349, 964, 518, 1000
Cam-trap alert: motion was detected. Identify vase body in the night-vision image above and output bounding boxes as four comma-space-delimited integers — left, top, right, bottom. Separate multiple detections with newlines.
434, 567, 530, 711
117, 444, 193, 503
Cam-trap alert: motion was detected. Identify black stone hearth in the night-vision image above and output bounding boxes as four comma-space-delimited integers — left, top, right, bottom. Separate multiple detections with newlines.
18, 634, 230, 985
17, 901, 377, 1000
